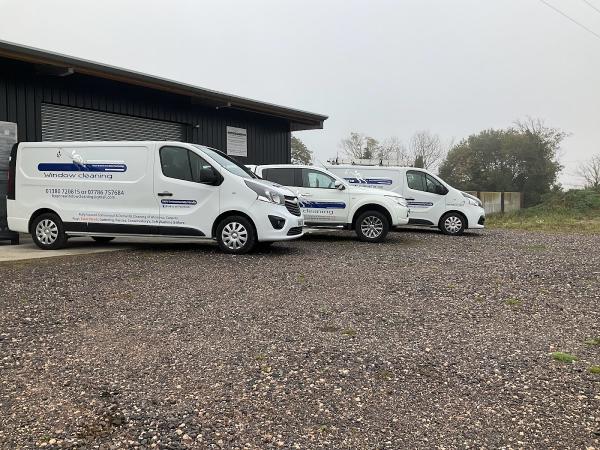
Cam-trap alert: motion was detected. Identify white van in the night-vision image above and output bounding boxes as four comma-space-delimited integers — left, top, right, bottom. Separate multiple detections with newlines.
253, 164, 409, 242
326, 165, 485, 235
6, 141, 304, 253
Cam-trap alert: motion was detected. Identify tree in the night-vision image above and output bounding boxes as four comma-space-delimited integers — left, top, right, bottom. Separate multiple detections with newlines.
378, 136, 410, 164
339, 132, 378, 160
414, 155, 425, 168
291, 136, 312, 165
438, 119, 565, 206
578, 154, 600, 190
408, 130, 445, 170
363, 137, 379, 160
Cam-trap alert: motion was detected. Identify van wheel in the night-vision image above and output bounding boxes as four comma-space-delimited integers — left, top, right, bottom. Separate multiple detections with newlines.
355, 211, 389, 243
31, 213, 67, 250
216, 216, 256, 254
92, 236, 115, 243
439, 212, 466, 235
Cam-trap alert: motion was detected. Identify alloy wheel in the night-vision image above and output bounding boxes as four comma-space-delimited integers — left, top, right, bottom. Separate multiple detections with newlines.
361, 216, 384, 239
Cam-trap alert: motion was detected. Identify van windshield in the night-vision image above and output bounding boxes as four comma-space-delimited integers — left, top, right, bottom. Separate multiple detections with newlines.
193, 145, 257, 179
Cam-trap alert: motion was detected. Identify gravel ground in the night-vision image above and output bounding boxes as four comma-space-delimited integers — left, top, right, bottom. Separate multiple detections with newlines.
0, 228, 599, 449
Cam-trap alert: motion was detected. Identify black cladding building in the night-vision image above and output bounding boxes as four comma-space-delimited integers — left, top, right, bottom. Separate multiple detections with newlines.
0, 40, 327, 162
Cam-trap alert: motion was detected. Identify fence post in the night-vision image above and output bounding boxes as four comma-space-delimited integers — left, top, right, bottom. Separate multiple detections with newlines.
501, 192, 505, 213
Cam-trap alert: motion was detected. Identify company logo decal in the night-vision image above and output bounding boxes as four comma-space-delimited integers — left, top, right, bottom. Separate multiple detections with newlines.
161, 199, 197, 205
38, 163, 127, 172
299, 200, 346, 209
344, 177, 393, 185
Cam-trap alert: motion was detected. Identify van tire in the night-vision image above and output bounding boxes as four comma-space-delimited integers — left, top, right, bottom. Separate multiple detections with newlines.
31, 213, 67, 250
216, 216, 256, 254
439, 212, 466, 236
355, 210, 389, 243
92, 236, 115, 243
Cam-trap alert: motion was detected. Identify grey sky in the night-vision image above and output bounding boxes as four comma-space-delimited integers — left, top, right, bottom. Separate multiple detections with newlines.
1, 0, 599, 186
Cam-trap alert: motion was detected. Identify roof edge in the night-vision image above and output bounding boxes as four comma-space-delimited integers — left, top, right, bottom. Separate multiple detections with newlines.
0, 40, 328, 131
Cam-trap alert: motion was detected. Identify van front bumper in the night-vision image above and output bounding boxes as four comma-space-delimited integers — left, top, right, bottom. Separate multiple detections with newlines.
466, 207, 485, 229
251, 201, 305, 242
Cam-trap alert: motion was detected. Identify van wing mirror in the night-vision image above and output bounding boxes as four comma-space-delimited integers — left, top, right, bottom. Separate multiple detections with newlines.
200, 166, 222, 185
334, 180, 345, 190
436, 185, 448, 195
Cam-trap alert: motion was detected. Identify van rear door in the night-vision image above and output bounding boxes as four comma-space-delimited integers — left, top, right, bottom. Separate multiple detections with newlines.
154, 145, 220, 237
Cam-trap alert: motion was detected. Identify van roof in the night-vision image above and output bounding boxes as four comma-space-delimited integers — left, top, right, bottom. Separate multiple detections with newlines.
17, 141, 202, 147
326, 164, 428, 171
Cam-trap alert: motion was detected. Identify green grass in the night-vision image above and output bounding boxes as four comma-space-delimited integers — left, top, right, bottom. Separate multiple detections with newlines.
341, 328, 357, 337
588, 366, 600, 374
486, 189, 600, 233
505, 297, 522, 306
551, 351, 578, 363
319, 325, 340, 333
585, 337, 600, 346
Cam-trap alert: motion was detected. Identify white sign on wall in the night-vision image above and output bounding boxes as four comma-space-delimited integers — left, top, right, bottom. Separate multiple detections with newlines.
226, 126, 247, 157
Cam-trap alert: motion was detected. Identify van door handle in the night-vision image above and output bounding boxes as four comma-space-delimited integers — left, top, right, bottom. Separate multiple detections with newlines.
405, 198, 415, 201
158, 192, 173, 197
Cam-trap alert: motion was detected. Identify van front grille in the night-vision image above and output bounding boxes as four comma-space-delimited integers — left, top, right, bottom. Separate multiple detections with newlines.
284, 196, 301, 217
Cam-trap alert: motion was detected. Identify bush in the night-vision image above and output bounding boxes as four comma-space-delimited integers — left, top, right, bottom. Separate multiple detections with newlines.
487, 189, 600, 232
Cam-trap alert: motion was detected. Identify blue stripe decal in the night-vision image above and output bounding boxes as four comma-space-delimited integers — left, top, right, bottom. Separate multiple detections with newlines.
344, 177, 393, 185
38, 163, 127, 172
300, 201, 346, 209
161, 199, 197, 205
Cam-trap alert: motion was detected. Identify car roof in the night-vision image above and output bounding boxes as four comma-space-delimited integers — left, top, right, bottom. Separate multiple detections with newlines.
255, 164, 327, 170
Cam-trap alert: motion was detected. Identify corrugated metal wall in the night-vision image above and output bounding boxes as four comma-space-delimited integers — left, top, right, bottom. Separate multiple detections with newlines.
0, 57, 291, 164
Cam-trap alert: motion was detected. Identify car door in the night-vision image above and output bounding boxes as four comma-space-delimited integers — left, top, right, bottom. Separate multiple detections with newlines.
404, 170, 448, 224
154, 145, 220, 237
297, 168, 349, 225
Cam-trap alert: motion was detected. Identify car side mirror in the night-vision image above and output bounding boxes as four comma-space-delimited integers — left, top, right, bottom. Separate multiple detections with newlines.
201, 167, 221, 185
436, 185, 448, 195
334, 180, 345, 190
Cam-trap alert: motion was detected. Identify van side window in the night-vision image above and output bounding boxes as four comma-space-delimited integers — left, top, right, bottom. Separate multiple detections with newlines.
302, 169, 336, 189
406, 170, 426, 191
407, 170, 448, 195
425, 174, 447, 195
262, 168, 302, 186
189, 152, 216, 184
160, 146, 192, 181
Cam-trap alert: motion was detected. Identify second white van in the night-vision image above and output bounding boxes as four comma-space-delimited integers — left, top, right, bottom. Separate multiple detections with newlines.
7, 141, 305, 254
253, 164, 410, 242
326, 165, 485, 236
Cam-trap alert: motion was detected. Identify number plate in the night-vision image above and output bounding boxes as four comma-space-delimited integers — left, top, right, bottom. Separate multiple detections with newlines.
297, 219, 304, 227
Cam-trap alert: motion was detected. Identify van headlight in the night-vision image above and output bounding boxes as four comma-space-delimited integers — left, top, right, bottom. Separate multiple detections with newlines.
385, 195, 407, 208
466, 197, 482, 207
245, 180, 285, 205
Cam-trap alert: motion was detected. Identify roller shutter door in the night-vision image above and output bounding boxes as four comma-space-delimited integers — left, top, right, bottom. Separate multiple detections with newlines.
41, 103, 185, 141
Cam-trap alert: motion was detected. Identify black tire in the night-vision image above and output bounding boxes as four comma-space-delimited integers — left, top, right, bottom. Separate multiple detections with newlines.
31, 213, 67, 250
92, 236, 115, 243
355, 210, 389, 243
439, 212, 466, 236
215, 215, 257, 254
10, 237, 19, 245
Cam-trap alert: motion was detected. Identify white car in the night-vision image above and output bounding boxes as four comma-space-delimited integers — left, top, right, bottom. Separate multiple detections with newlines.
326, 165, 485, 236
7, 141, 304, 254
253, 164, 410, 242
